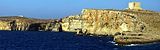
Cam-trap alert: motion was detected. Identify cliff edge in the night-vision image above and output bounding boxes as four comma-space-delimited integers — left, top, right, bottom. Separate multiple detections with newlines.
61, 9, 160, 44
0, 16, 62, 31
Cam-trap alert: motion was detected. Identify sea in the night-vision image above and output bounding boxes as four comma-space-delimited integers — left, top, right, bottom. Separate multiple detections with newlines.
0, 31, 160, 50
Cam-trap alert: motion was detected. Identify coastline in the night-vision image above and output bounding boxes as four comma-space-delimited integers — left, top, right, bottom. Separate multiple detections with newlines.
0, 8, 160, 45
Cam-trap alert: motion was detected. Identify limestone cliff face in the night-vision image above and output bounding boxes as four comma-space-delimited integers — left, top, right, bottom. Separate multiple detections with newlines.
81, 9, 146, 35
121, 10, 160, 33
0, 21, 11, 30
62, 9, 160, 35
0, 9, 159, 35
0, 16, 61, 31
61, 15, 82, 32
10, 20, 30, 31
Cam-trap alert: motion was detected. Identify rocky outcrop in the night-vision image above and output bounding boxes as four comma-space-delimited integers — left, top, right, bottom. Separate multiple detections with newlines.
81, 9, 146, 35
0, 16, 61, 32
121, 10, 160, 33
10, 20, 30, 31
0, 9, 160, 44
28, 22, 62, 32
0, 9, 160, 36
0, 21, 11, 30
61, 15, 82, 32
62, 9, 150, 35
61, 9, 160, 44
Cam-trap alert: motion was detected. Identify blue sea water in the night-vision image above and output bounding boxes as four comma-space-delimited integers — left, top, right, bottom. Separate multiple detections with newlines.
0, 31, 160, 50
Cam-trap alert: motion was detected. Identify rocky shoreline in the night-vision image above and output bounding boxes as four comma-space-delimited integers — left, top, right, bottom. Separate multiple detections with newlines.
0, 16, 62, 32
0, 9, 160, 45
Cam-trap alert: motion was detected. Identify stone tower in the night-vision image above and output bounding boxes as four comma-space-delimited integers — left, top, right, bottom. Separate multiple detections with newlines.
128, 2, 142, 10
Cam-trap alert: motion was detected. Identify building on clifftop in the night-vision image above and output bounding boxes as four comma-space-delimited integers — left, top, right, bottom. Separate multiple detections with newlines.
128, 2, 142, 10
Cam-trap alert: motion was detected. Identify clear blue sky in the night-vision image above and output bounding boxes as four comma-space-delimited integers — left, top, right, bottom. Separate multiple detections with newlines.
0, 0, 160, 19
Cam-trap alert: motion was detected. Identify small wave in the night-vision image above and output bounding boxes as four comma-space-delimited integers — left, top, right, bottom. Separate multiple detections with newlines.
115, 44, 118, 46
108, 41, 139, 46
113, 44, 140, 46
108, 41, 119, 46
117, 42, 160, 46
125, 44, 139, 46
108, 41, 116, 44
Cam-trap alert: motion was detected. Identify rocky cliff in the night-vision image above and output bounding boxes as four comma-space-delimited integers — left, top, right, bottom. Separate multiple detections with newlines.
1, 9, 159, 44
1, 9, 160, 36
62, 9, 160, 36
61, 9, 160, 44
61, 15, 82, 32
0, 16, 61, 32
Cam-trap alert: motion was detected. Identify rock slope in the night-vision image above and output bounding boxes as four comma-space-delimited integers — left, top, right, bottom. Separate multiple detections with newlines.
62, 9, 159, 35
62, 9, 160, 44
0, 16, 61, 31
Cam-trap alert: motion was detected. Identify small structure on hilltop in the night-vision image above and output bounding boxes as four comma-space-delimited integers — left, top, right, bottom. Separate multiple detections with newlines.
128, 2, 142, 10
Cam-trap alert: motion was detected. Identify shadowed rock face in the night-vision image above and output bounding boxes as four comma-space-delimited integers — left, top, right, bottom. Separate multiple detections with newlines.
28, 23, 41, 31
62, 9, 160, 35
28, 22, 62, 32
10, 20, 30, 31
0, 16, 61, 32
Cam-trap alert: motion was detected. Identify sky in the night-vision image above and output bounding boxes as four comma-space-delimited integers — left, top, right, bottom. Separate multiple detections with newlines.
0, 0, 160, 19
